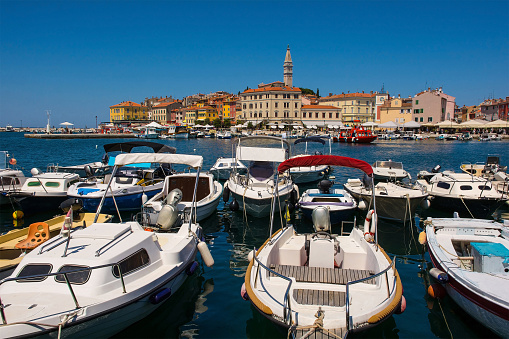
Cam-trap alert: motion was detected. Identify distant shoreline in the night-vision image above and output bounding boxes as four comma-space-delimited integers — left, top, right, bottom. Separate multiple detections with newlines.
24, 133, 137, 139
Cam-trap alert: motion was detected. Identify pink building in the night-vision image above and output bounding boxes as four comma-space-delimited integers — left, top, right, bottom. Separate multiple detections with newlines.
412, 87, 456, 124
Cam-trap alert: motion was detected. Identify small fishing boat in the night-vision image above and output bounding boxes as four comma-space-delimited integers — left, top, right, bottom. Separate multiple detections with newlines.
0, 199, 112, 278
344, 179, 429, 222
0, 151, 26, 207
0, 152, 214, 338
67, 142, 176, 213
423, 216, 509, 338
415, 170, 508, 219
372, 160, 411, 181
243, 155, 405, 338
297, 178, 357, 224
209, 157, 247, 180
142, 171, 222, 223
216, 131, 232, 139
337, 126, 377, 143
225, 136, 297, 218
289, 137, 330, 184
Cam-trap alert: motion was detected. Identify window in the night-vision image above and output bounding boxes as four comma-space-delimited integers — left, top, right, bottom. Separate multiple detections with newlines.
55, 265, 91, 285
329, 113, 332, 119
112, 249, 150, 278
275, 103, 278, 108
275, 112, 278, 117
415, 118, 418, 122
27, 181, 42, 187
322, 113, 326, 119
336, 113, 339, 119
303, 112, 307, 118
428, 117, 433, 122
478, 185, 491, 191
294, 94, 299, 99
295, 102, 298, 108
16, 264, 52, 282
295, 112, 298, 117
416, 100, 419, 105
420, 117, 424, 122
275, 94, 278, 99
460, 185, 473, 191
436, 182, 450, 189
315, 112, 318, 118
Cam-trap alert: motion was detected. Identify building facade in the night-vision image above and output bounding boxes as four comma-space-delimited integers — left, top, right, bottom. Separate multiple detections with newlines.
379, 97, 413, 124
317, 92, 378, 123
109, 101, 149, 122
412, 88, 456, 124
150, 100, 183, 124
480, 97, 509, 121
301, 105, 342, 126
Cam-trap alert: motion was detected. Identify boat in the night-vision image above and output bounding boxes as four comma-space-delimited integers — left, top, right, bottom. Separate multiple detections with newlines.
479, 133, 491, 141
216, 131, 232, 139
0, 151, 26, 207
0, 152, 214, 338
209, 157, 247, 180
337, 126, 377, 143
459, 132, 473, 141
435, 134, 447, 140
297, 178, 357, 224
141, 170, 222, 224
225, 136, 297, 218
289, 137, 330, 184
0, 199, 112, 279
243, 155, 405, 338
460, 155, 508, 194
344, 179, 429, 222
372, 160, 411, 181
415, 170, 508, 219
67, 141, 176, 213
423, 216, 509, 337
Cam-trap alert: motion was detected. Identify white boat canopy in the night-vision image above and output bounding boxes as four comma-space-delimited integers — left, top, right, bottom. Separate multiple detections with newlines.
114, 153, 203, 168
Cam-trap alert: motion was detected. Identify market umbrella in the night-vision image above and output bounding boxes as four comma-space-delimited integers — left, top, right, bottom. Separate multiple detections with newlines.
144, 121, 164, 128
459, 120, 486, 128
485, 119, 508, 128
435, 120, 460, 128
60, 122, 74, 126
402, 121, 421, 128
378, 121, 400, 128
270, 125, 277, 129
362, 121, 378, 127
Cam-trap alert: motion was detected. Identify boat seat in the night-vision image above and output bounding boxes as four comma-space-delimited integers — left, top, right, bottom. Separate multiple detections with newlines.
15, 222, 50, 250
308, 237, 335, 268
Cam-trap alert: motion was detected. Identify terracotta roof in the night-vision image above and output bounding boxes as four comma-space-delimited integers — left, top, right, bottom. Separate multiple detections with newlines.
302, 105, 339, 110
154, 101, 179, 108
242, 86, 301, 94
110, 101, 145, 108
319, 92, 375, 100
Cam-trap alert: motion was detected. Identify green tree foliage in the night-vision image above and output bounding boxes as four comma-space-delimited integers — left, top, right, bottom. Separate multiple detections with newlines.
247, 122, 254, 130
223, 119, 231, 128
299, 88, 315, 96
213, 118, 222, 129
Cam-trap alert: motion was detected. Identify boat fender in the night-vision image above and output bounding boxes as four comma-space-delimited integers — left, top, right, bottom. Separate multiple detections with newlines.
363, 209, 375, 242
241, 283, 249, 301
290, 188, 298, 205
223, 185, 230, 203
229, 197, 239, 211
418, 231, 427, 245
247, 249, 256, 263
198, 241, 214, 267
358, 200, 367, 210
13, 210, 24, 220
395, 295, 407, 314
149, 288, 172, 304
9, 158, 17, 166
186, 261, 199, 276
141, 193, 148, 205
429, 268, 449, 283
427, 283, 446, 299
420, 198, 431, 210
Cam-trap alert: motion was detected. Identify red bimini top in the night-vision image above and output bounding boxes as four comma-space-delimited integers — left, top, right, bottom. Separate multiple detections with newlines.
277, 155, 373, 176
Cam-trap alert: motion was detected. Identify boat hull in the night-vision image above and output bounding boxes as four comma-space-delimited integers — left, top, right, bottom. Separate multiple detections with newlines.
338, 136, 377, 143
347, 191, 424, 222
429, 195, 505, 219
290, 165, 328, 184
75, 188, 161, 213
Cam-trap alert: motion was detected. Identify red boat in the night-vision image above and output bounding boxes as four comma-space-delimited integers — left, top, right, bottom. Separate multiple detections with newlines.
338, 126, 377, 143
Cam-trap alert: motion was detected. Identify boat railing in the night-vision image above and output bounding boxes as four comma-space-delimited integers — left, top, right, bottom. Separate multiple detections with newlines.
252, 253, 294, 326
0, 175, 22, 192
0, 262, 128, 325
345, 257, 397, 332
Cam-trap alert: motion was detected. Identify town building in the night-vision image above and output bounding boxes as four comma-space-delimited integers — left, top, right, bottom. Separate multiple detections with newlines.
301, 105, 342, 127
380, 96, 413, 125
412, 87, 456, 124
317, 92, 381, 123
109, 101, 149, 122
480, 97, 509, 121
150, 100, 183, 124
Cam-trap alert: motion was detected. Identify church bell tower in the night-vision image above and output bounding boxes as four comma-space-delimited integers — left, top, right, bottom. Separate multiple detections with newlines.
284, 45, 293, 87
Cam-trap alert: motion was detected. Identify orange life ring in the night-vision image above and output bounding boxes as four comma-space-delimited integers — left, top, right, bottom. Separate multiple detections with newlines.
364, 209, 375, 241
9, 158, 17, 166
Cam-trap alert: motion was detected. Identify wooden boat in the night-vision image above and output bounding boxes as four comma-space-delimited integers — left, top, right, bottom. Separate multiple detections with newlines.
424, 216, 509, 337
0, 152, 214, 338
337, 126, 377, 143
0, 200, 112, 277
244, 155, 405, 338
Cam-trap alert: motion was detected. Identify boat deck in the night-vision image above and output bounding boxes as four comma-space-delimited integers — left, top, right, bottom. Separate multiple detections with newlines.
269, 264, 376, 285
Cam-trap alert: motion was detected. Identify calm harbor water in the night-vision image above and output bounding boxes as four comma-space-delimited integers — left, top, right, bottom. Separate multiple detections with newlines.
1, 132, 507, 339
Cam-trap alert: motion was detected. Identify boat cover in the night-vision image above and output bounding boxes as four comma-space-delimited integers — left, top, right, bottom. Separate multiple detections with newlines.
278, 155, 373, 176
114, 153, 203, 168
103, 141, 176, 154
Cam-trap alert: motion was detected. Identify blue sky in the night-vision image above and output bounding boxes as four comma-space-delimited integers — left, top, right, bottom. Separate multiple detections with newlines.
1, 0, 508, 128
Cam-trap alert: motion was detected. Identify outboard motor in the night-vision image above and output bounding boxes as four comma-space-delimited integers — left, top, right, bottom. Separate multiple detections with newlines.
317, 179, 333, 194
312, 206, 331, 233
156, 189, 183, 230
101, 153, 110, 165
362, 173, 373, 188
59, 198, 83, 219
84, 165, 94, 178
432, 165, 441, 173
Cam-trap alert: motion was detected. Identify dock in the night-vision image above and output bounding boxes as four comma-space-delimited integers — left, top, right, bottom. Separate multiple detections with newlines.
24, 133, 137, 139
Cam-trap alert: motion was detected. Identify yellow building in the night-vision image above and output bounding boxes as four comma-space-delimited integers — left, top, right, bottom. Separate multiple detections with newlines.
184, 107, 198, 125
318, 92, 377, 123
109, 101, 148, 122
379, 97, 413, 125
197, 106, 218, 121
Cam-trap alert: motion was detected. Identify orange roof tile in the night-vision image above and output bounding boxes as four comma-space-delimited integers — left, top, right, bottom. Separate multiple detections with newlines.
319, 92, 376, 100
110, 101, 145, 108
242, 86, 301, 94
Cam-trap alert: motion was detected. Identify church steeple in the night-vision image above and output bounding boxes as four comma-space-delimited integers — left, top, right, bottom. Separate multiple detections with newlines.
284, 45, 293, 87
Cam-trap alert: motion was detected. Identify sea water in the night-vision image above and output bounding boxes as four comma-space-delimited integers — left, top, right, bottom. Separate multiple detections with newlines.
1, 132, 507, 338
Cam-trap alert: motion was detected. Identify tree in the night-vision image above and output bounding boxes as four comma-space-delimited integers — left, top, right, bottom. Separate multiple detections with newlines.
204, 118, 211, 126
299, 88, 315, 96
316, 88, 320, 98
247, 122, 254, 130
223, 119, 231, 128
213, 118, 222, 129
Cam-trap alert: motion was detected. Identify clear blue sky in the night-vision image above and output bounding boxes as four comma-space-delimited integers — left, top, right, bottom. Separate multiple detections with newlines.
1, 0, 508, 128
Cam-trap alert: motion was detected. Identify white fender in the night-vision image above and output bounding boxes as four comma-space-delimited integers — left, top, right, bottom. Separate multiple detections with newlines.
198, 241, 214, 267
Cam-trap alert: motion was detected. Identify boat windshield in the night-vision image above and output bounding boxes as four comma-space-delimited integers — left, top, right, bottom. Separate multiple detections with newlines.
375, 161, 403, 169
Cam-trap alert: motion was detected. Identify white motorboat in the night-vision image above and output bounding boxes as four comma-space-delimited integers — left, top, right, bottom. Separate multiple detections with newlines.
209, 157, 247, 180
216, 131, 232, 139
423, 216, 509, 337
244, 155, 405, 338
141, 171, 222, 224
297, 178, 357, 224
372, 160, 410, 181
415, 170, 508, 219
0, 151, 26, 207
289, 137, 330, 184
0, 152, 214, 338
460, 155, 508, 194
225, 136, 297, 218
67, 141, 176, 213
344, 179, 429, 222
7, 168, 80, 216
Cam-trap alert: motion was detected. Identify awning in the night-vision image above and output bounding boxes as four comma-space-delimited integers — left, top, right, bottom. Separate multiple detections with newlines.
278, 155, 373, 176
